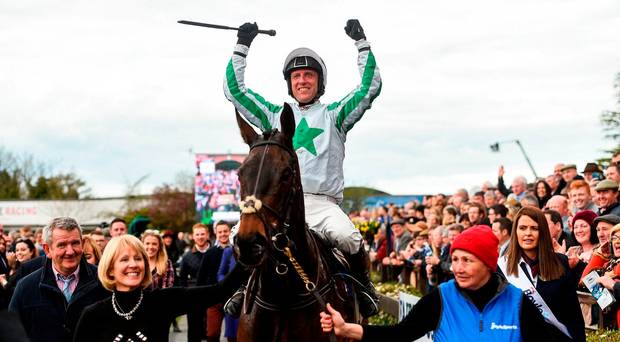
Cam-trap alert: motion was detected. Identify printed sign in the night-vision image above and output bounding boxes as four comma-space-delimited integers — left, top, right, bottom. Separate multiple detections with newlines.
583, 271, 616, 310
399, 292, 433, 341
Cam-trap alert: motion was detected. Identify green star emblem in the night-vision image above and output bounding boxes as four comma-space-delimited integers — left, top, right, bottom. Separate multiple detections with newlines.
292, 118, 324, 156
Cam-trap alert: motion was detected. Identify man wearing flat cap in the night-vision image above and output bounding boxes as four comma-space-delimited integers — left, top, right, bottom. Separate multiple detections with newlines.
381, 218, 412, 282
594, 214, 620, 247
557, 164, 583, 194
595, 179, 620, 216
562, 164, 584, 183
581, 214, 620, 280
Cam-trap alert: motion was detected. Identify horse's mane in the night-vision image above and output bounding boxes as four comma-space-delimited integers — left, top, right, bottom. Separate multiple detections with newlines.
262, 129, 279, 139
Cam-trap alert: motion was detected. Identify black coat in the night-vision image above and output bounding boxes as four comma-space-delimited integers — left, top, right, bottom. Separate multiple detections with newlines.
0, 310, 29, 342
196, 245, 225, 286
0, 253, 9, 276
5, 255, 46, 291
499, 253, 586, 341
535, 253, 585, 342
8, 257, 109, 342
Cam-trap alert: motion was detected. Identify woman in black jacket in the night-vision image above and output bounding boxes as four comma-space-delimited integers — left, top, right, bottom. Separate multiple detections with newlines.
73, 235, 246, 342
499, 206, 585, 341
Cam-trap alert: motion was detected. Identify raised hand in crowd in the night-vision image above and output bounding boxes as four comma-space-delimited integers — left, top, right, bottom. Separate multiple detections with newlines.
552, 238, 567, 254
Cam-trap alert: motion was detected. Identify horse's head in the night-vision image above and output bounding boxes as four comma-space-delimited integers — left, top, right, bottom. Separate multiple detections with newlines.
234, 103, 303, 267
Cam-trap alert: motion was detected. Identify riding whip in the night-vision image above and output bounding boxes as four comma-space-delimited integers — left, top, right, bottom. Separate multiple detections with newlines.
177, 20, 276, 36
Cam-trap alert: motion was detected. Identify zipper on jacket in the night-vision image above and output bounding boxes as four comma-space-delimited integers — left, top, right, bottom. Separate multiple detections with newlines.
479, 315, 483, 332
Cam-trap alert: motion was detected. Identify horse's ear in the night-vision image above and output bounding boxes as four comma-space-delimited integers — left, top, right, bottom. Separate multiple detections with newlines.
236, 111, 259, 146
280, 103, 296, 140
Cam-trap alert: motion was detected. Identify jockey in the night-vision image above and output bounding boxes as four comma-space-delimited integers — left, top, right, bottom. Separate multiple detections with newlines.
224, 19, 382, 317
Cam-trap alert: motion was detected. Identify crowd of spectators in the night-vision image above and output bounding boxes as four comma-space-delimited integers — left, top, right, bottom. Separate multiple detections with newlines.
4, 155, 620, 339
350, 153, 620, 332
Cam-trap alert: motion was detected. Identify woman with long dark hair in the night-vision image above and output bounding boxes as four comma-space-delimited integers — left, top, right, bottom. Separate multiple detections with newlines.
534, 179, 552, 209
499, 206, 585, 341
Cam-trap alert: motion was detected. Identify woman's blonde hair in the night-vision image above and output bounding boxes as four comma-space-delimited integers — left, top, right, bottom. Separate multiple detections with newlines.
98, 235, 152, 292
141, 230, 169, 276
82, 235, 102, 264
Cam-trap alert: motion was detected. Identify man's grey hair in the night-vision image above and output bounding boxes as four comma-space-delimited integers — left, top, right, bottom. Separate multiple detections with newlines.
521, 194, 540, 207
484, 190, 496, 199
513, 176, 527, 186
43, 217, 83, 245
549, 195, 568, 205
436, 225, 448, 238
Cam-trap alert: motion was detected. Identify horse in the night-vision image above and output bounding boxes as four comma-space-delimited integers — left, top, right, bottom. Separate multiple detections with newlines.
233, 103, 358, 342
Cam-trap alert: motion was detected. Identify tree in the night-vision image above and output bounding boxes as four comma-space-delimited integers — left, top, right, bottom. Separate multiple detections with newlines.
600, 72, 620, 163
0, 147, 21, 198
0, 169, 21, 199
148, 184, 195, 231
342, 186, 390, 212
0, 147, 89, 199
121, 184, 196, 233
27, 173, 89, 199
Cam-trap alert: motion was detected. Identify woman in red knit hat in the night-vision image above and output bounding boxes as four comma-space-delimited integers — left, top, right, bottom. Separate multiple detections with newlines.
498, 206, 585, 342
567, 210, 600, 266
319, 225, 553, 341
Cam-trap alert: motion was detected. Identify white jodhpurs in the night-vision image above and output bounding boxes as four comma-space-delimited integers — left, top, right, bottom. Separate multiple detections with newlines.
304, 194, 362, 254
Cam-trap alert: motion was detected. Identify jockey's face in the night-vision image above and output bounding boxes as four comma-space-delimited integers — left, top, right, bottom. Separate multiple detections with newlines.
290, 68, 318, 104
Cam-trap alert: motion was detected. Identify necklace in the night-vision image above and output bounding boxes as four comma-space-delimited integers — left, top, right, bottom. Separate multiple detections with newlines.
112, 290, 143, 320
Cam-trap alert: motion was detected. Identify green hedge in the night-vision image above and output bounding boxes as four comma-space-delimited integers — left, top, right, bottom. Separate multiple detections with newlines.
370, 279, 421, 326
587, 330, 620, 341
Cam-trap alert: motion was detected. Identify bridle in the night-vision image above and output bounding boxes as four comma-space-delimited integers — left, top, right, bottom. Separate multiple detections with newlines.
238, 131, 301, 264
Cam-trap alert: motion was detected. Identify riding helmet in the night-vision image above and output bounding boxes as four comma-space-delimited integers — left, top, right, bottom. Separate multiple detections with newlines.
282, 47, 327, 99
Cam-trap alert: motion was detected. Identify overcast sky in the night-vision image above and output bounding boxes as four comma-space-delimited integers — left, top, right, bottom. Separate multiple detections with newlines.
2, 0, 619, 197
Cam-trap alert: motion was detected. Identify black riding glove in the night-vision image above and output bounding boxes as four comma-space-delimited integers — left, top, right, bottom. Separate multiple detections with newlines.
344, 19, 366, 41
237, 22, 258, 47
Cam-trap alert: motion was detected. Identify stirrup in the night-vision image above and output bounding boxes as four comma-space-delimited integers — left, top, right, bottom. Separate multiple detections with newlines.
224, 286, 245, 318
358, 290, 380, 318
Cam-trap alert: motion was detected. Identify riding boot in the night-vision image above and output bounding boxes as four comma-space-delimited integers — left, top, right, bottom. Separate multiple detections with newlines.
223, 284, 245, 318
347, 245, 379, 318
